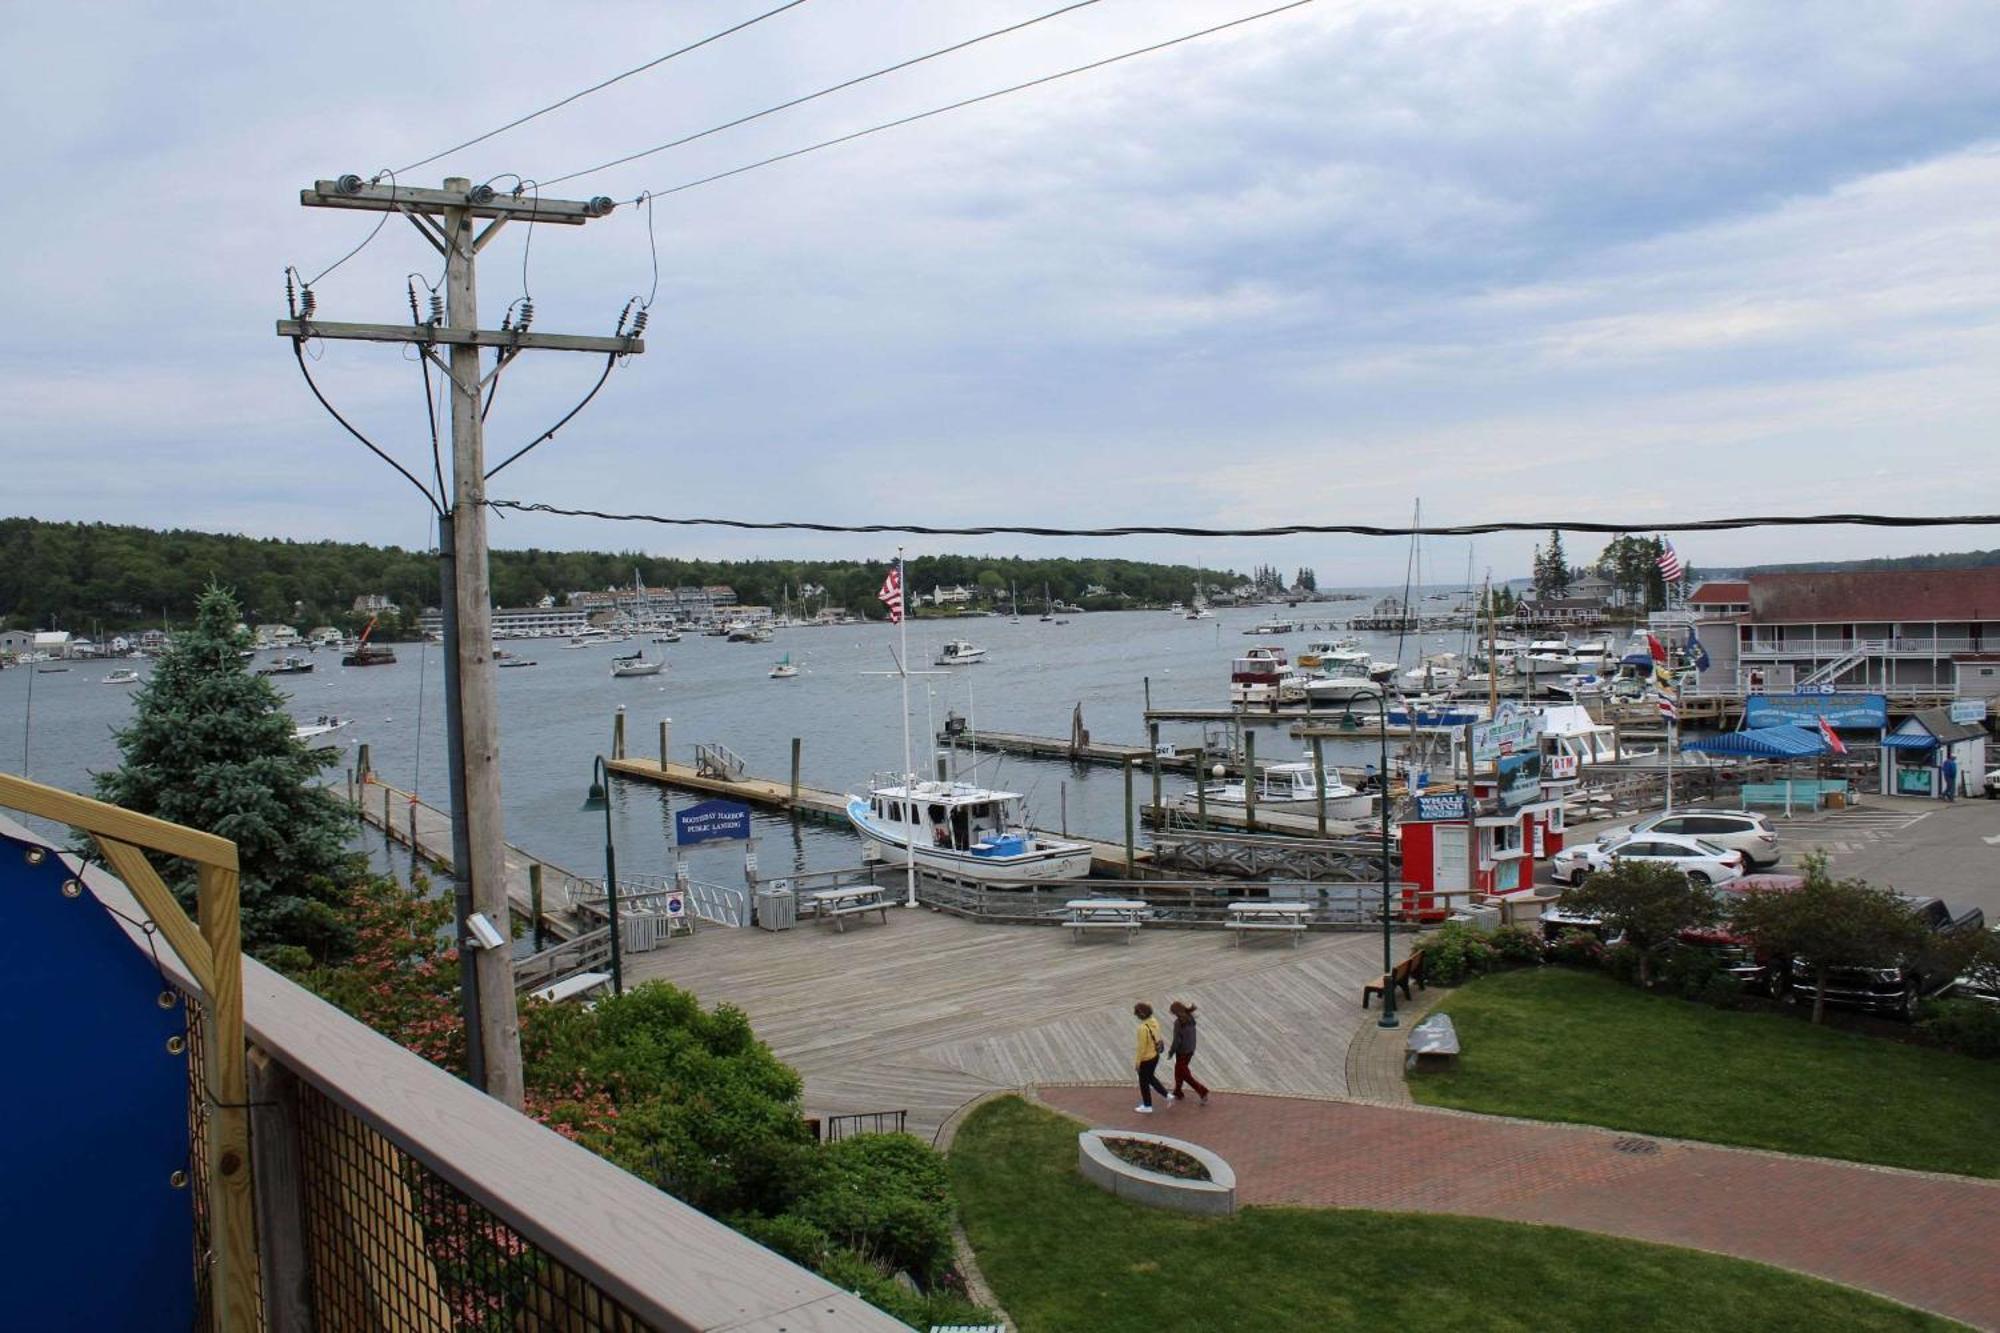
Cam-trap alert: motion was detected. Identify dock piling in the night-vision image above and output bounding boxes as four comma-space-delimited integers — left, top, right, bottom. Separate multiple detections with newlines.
1122, 756, 1136, 877
1148, 722, 1162, 818
529, 863, 544, 952
1244, 730, 1258, 833
1312, 736, 1327, 837
612, 709, 626, 760
1194, 748, 1208, 830
790, 737, 802, 806
658, 720, 668, 769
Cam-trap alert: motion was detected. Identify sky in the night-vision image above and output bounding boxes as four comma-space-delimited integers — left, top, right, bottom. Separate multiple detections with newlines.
4, 0, 1999, 586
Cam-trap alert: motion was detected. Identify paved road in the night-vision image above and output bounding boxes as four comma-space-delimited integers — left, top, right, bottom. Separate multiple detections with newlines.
1039, 1085, 2000, 1330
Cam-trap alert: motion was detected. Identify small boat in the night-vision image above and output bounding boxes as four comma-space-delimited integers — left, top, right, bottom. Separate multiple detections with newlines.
35, 666, 69, 674
611, 655, 664, 678
256, 655, 315, 676
342, 645, 396, 666
1301, 663, 1382, 704
1180, 758, 1376, 821
293, 715, 352, 741
770, 654, 799, 679
934, 639, 987, 666
1245, 617, 1298, 635
845, 781, 1093, 883
652, 631, 682, 643
498, 659, 538, 669
103, 669, 142, 685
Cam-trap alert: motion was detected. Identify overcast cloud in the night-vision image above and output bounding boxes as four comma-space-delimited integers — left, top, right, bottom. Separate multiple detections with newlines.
4, 0, 1997, 583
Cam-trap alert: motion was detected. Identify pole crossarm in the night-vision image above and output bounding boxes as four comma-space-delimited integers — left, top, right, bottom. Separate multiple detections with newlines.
276, 320, 643, 355
301, 178, 613, 224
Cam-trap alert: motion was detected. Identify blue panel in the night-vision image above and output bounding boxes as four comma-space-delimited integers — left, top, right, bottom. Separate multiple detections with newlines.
1744, 692, 1888, 729
675, 799, 753, 845
0, 833, 194, 1330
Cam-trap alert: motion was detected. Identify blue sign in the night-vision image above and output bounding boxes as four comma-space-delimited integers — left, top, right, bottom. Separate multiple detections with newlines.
1744, 692, 1887, 730
1415, 793, 1468, 821
675, 799, 752, 845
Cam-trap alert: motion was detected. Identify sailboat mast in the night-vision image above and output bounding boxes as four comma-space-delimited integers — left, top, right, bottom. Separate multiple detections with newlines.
898, 548, 916, 909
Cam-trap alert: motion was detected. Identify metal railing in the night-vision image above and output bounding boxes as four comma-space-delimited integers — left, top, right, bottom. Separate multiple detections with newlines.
513, 928, 613, 994
913, 876, 1450, 928
1741, 636, 1986, 658
816, 1110, 910, 1143
577, 874, 751, 930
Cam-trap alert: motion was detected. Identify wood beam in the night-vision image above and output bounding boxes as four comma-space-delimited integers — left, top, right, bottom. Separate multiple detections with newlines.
275, 320, 641, 355
301, 179, 611, 224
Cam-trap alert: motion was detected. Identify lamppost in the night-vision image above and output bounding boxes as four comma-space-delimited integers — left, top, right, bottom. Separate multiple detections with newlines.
579, 755, 625, 995
1346, 690, 1399, 1028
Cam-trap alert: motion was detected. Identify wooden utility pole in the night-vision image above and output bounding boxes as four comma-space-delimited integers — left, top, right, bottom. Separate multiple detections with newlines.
283, 175, 642, 1108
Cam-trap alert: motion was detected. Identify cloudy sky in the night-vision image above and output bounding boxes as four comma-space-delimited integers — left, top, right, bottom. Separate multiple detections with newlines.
5, 0, 1998, 584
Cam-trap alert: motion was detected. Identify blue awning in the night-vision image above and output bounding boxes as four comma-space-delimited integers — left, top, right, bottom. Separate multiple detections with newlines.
1881, 732, 1939, 751
1679, 725, 1830, 758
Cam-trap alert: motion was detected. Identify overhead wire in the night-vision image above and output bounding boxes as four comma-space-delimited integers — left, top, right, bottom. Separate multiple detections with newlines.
482, 500, 2000, 537
621, 0, 1322, 202
536, 0, 1108, 190
289, 339, 443, 515
303, 169, 400, 286
394, 0, 815, 176
482, 355, 620, 481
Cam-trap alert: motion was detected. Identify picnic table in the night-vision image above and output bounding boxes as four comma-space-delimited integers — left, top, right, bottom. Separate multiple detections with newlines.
809, 884, 892, 933
1225, 900, 1311, 947
1062, 898, 1148, 943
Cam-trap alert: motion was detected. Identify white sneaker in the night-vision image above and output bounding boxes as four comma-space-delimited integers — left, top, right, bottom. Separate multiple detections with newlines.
1134, 1104, 1154, 1113
1164, 1092, 1178, 1101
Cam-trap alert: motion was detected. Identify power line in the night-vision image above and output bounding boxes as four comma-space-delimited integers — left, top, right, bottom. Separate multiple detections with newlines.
394, 0, 815, 176
484, 499, 2000, 538
538, 0, 1107, 190
624, 0, 1323, 203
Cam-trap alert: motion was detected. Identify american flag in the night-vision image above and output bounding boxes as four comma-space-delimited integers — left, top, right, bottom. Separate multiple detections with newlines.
877, 565, 904, 624
1656, 538, 1684, 583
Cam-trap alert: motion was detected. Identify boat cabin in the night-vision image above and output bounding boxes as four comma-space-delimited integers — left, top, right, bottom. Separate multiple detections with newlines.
866, 782, 1032, 856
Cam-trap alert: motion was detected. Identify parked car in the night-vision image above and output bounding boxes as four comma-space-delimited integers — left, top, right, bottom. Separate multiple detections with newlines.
1595, 809, 1780, 869
1984, 767, 2000, 799
1673, 875, 1806, 993
1551, 832, 1746, 887
1792, 896, 1987, 1019
1953, 928, 2000, 1003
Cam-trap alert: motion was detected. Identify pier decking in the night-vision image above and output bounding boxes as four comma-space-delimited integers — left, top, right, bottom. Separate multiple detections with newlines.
623, 908, 1404, 1139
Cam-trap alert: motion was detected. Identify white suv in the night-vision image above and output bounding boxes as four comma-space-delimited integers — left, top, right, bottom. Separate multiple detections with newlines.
1595, 810, 1779, 869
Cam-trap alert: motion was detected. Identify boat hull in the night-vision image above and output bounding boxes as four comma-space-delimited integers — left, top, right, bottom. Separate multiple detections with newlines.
844, 800, 1091, 883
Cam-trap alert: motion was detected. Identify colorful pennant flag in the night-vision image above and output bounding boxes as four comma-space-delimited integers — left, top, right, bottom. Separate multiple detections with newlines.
1817, 714, 1848, 755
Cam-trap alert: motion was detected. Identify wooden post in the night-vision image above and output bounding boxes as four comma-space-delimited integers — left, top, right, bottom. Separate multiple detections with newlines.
1143, 675, 1152, 712
355, 742, 371, 781
407, 798, 418, 857
612, 709, 626, 760
382, 786, 393, 843
248, 1049, 312, 1333
1311, 735, 1327, 837
529, 863, 545, 952
1061, 781, 1068, 836
1194, 747, 1208, 831
196, 861, 258, 1333
1244, 729, 1258, 833
1122, 756, 1136, 877
1148, 722, 1163, 821
658, 719, 668, 769
790, 736, 802, 807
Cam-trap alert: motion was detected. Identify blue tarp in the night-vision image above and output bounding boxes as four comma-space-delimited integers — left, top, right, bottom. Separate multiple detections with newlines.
1680, 725, 1830, 758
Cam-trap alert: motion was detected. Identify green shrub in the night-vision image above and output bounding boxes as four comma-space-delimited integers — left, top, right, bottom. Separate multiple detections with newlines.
1698, 973, 1745, 1010
1488, 924, 1546, 966
816, 1247, 992, 1330
1917, 999, 2000, 1059
1419, 921, 1498, 986
1602, 941, 1643, 986
790, 1133, 958, 1282
1548, 929, 1606, 969
1660, 945, 1725, 999
731, 1212, 833, 1270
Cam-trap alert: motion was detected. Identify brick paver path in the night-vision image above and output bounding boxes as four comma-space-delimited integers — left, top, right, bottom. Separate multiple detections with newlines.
1037, 1085, 2000, 1330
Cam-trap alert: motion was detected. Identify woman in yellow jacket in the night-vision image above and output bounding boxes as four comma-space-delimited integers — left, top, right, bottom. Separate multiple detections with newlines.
1132, 1002, 1173, 1113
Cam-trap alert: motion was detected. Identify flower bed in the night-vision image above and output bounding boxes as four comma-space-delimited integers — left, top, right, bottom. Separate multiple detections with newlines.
1104, 1136, 1211, 1181
1077, 1129, 1235, 1215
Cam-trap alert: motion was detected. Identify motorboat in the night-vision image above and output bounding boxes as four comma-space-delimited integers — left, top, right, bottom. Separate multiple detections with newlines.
1229, 647, 1290, 707
256, 655, 314, 676
293, 715, 352, 741
845, 781, 1093, 883
1302, 662, 1382, 704
611, 654, 665, 678
1387, 698, 1488, 728
652, 631, 683, 643
498, 659, 537, 669
770, 654, 799, 679
1180, 758, 1376, 820
1298, 637, 1366, 671
1245, 617, 1298, 635
103, 668, 143, 685
934, 639, 986, 666
1401, 654, 1462, 691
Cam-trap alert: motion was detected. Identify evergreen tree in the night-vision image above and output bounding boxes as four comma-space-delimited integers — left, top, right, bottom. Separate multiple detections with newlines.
1542, 529, 1571, 597
94, 585, 361, 966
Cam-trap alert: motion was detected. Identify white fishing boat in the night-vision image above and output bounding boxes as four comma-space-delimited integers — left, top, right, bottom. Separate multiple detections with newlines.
770, 654, 799, 679
103, 668, 142, 685
293, 715, 352, 741
1181, 758, 1376, 820
610, 653, 665, 677
1229, 647, 1290, 707
934, 639, 986, 666
844, 781, 1093, 883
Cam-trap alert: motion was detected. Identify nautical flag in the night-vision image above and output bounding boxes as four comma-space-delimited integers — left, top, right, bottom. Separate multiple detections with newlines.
877, 565, 904, 624
1646, 632, 1668, 664
1687, 626, 1712, 672
1657, 538, 1685, 583
1654, 662, 1676, 691
1658, 694, 1678, 723
1817, 714, 1849, 755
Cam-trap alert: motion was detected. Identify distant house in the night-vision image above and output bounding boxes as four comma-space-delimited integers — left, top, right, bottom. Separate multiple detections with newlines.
1686, 580, 1750, 616
927, 585, 974, 606
33, 630, 73, 658
0, 629, 34, 657
1570, 573, 1616, 605
1513, 597, 1608, 628
254, 624, 300, 648
352, 593, 400, 615
138, 629, 170, 652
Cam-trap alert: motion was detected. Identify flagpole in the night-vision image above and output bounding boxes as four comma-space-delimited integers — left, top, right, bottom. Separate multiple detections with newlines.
898, 547, 917, 909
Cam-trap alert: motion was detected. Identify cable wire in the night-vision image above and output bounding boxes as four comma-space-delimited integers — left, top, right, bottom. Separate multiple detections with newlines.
538, 0, 1106, 190
484, 499, 2000, 538
626, 0, 1321, 202
483, 354, 620, 480
290, 340, 444, 515
305, 169, 399, 285
394, 0, 815, 176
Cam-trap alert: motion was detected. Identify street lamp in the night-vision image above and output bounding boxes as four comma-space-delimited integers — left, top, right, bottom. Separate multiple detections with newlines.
579, 755, 625, 995
1345, 689, 1399, 1028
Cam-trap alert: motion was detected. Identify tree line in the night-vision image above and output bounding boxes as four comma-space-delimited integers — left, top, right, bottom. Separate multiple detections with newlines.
1530, 530, 1682, 610
0, 517, 1239, 635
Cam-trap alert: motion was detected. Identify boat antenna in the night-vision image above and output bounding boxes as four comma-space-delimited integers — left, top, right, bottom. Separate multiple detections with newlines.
897, 548, 916, 907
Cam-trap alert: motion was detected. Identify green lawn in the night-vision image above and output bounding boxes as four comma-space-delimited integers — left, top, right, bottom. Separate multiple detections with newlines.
951, 1096, 1956, 1333
1411, 967, 2000, 1177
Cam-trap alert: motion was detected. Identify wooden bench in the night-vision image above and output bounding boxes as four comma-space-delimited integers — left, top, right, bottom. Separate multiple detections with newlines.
1225, 901, 1311, 947
811, 887, 892, 933
1404, 1013, 1460, 1072
1361, 948, 1426, 1009
529, 971, 612, 1005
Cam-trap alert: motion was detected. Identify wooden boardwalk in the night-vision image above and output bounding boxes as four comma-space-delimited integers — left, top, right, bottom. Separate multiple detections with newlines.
623, 910, 1406, 1140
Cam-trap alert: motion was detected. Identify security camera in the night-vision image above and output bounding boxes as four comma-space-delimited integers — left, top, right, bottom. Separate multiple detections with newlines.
465, 912, 507, 951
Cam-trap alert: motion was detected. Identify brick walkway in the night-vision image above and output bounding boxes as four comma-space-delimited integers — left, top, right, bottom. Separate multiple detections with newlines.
1036, 1086, 2000, 1330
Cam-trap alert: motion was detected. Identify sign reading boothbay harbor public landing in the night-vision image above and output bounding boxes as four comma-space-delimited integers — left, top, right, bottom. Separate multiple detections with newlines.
674, 799, 753, 846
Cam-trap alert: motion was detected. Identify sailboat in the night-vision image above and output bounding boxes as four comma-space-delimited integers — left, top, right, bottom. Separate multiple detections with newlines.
1039, 582, 1055, 624
770, 653, 799, 679
1185, 566, 1212, 620
1009, 582, 1020, 624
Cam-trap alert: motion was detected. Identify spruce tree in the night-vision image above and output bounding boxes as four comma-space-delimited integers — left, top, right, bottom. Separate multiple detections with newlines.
95, 585, 360, 966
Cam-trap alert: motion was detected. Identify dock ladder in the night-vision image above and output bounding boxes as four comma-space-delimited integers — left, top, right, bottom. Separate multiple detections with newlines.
694, 741, 748, 781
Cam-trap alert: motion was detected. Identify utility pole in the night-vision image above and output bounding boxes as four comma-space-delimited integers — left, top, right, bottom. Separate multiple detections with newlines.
282, 175, 642, 1107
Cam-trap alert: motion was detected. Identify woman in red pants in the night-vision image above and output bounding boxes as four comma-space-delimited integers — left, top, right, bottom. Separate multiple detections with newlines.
1168, 1000, 1210, 1105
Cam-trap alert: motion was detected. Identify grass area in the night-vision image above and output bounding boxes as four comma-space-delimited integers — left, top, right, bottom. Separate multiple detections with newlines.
1411, 967, 2000, 1177
951, 1096, 1955, 1333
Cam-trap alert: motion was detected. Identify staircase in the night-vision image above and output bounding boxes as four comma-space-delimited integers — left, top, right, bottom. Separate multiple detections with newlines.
1797, 641, 1884, 688
694, 740, 748, 781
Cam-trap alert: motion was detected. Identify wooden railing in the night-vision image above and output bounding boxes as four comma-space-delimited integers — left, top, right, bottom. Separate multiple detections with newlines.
0, 774, 256, 1332
513, 927, 613, 994
914, 876, 1451, 928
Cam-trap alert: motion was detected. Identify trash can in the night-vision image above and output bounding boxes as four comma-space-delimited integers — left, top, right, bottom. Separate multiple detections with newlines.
755, 883, 797, 932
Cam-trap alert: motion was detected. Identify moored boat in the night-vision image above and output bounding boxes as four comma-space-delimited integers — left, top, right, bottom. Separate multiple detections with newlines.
845, 781, 1092, 883
933, 639, 986, 666
103, 668, 142, 685
1179, 759, 1376, 821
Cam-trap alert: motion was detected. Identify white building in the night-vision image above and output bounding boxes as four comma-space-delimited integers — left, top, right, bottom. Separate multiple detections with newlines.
33, 631, 72, 658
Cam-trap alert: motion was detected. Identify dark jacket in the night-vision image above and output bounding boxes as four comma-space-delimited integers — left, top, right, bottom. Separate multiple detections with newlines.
1169, 1016, 1197, 1058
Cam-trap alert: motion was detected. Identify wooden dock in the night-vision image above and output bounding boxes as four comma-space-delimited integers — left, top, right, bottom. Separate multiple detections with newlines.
604, 756, 1154, 877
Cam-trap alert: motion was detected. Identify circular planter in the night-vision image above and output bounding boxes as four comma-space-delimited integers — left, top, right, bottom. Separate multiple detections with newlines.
1077, 1129, 1237, 1216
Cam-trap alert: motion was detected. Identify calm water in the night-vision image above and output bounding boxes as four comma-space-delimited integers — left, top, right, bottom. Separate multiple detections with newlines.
0, 607, 1466, 880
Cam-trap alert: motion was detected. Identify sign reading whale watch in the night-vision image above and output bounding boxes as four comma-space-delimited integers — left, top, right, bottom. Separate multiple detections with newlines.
675, 799, 752, 845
